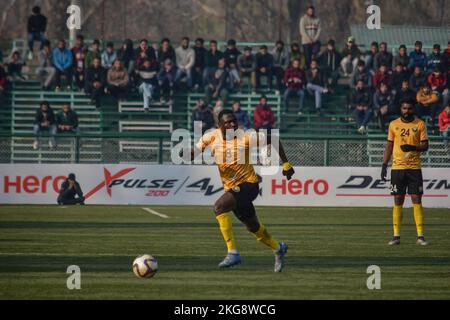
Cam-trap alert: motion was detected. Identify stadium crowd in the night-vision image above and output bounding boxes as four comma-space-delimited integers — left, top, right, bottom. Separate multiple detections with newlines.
0, 5, 449, 148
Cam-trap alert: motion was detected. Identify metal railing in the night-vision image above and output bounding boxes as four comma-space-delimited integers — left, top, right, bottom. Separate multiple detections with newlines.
1, 132, 449, 167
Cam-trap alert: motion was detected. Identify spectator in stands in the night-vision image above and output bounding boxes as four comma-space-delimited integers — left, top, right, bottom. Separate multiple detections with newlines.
0, 50, 3, 65
27, 6, 47, 60
238, 46, 256, 93
158, 38, 176, 67
73, 50, 86, 92
372, 64, 391, 89
409, 65, 427, 92
393, 44, 410, 73
254, 95, 276, 131
175, 37, 195, 89
408, 41, 427, 72
350, 60, 371, 89
443, 41, 450, 75
85, 39, 101, 71
340, 36, 361, 77
137, 39, 157, 61
53, 39, 73, 91
0, 65, 7, 95
416, 84, 439, 129
204, 58, 228, 106
85, 57, 106, 109
272, 40, 289, 94
57, 173, 85, 206
299, 5, 321, 67
212, 100, 224, 127
438, 105, 450, 152
255, 45, 274, 92
393, 80, 416, 114
306, 59, 329, 115
318, 39, 342, 89
203, 40, 223, 84
137, 57, 159, 112
224, 39, 242, 92
101, 42, 117, 69
33, 100, 57, 149
158, 59, 177, 104
349, 80, 372, 134
193, 38, 207, 91
232, 101, 251, 130
36, 41, 55, 90
117, 39, 135, 74
427, 44, 443, 73
107, 59, 130, 102
288, 42, 305, 68
71, 35, 87, 65
362, 41, 378, 74
373, 82, 394, 132
391, 63, 409, 94
428, 68, 449, 108
56, 103, 79, 134
6, 50, 26, 81
192, 99, 214, 133
283, 59, 306, 115
374, 42, 393, 72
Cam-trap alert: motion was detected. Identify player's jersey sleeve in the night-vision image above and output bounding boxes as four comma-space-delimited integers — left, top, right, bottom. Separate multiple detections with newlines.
387, 122, 396, 142
419, 121, 428, 141
195, 131, 216, 151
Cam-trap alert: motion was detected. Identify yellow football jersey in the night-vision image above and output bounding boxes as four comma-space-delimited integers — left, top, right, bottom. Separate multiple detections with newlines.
387, 117, 428, 170
196, 129, 262, 191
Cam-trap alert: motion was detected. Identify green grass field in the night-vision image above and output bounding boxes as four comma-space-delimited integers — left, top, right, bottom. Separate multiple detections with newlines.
0, 205, 449, 300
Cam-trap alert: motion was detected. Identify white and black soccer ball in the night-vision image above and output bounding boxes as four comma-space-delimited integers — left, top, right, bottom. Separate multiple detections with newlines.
132, 254, 158, 278
259, 145, 273, 166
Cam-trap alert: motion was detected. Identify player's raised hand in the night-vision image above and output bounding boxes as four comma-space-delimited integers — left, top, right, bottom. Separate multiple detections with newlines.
282, 162, 295, 181
381, 163, 388, 182
400, 144, 417, 152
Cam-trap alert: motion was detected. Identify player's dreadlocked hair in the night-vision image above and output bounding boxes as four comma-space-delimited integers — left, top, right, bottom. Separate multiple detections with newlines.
218, 109, 234, 123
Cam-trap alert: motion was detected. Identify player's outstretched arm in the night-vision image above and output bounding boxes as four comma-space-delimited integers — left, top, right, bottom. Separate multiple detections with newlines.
278, 140, 295, 181
381, 141, 394, 181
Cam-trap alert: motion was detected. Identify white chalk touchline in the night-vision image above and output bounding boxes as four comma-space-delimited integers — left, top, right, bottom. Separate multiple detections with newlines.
142, 207, 169, 219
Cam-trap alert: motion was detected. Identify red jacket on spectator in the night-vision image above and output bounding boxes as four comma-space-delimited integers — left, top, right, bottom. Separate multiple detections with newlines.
428, 73, 447, 91
284, 67, 306, 89
372, 71, 391, 89
438, 109, 450, 132
253, 104, 276, 130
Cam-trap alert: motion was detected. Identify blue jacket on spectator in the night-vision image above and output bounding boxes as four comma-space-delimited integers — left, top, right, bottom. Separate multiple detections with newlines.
157, 66, 177, 83
256, 52, 274, 70
52, 47, 73, 71
234, 109, 251, 130
408, 51, 427, 70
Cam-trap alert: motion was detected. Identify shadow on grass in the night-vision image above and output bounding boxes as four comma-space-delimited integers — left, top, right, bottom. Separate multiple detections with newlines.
1, 255, 450, 273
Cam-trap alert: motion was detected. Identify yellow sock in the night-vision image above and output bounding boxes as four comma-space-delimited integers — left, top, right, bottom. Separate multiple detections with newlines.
216, 213, 237, 252
252, 224, 279, 251
413, 204, 424, 237
393, 205, 403, 237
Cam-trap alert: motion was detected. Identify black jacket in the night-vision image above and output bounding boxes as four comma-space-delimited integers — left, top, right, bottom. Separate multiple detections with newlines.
27, 14, 47, 33
318, 49, 342, 73
56, 110, 79, 128
34, 107, 56, 125
224, 48, 241, 67
58, 180, 83, 200
194, 46, 207, 69
350, 87, 372, 108
85, 66, 107, 90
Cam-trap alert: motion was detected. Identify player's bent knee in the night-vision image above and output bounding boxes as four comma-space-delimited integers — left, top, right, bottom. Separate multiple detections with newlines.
213, 203, 225, 216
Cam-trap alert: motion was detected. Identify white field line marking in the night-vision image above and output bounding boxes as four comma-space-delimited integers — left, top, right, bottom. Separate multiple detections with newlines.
142, 207, 169, 219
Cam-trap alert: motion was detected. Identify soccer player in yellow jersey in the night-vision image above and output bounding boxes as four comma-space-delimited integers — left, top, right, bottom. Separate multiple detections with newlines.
381, 98, 429, 246
193, 109, 295, 272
